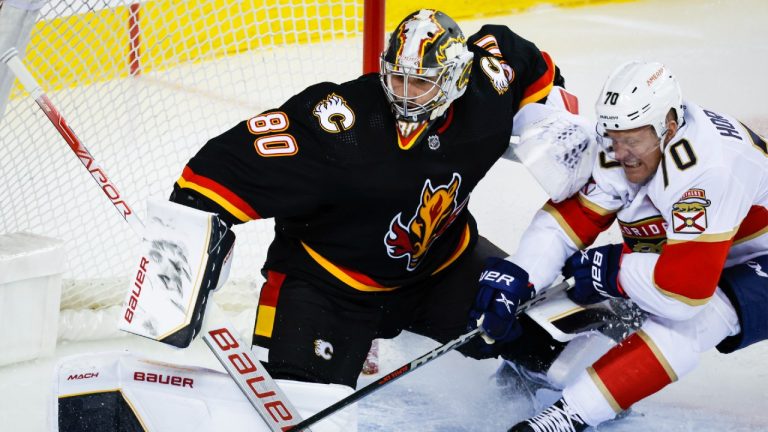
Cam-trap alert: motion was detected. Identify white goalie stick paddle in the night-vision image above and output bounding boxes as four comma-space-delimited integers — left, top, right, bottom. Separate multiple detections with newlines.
1, 48, 144, 235
289, 279, 573, 432
1, 47, 303, 431
204, 325, 309, 432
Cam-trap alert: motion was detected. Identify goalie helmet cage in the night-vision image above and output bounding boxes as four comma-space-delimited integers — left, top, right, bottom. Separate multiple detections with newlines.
0, 0, 385, 340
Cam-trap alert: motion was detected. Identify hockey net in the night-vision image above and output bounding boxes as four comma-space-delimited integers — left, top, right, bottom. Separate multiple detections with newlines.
0, 0, 382, 342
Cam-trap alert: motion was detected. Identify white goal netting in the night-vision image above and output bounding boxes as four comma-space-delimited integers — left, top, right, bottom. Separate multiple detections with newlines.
0, 0, 374, 340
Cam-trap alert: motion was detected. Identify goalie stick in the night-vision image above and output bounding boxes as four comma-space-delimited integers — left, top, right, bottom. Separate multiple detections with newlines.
0, 47, 303, 432
1, 48, 143, 236
204, 325, 309, 432
288, 279, 573, 432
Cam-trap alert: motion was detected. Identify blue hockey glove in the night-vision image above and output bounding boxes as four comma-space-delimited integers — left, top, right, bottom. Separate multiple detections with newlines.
562, 243, 626, 305
469, 257, 535, 344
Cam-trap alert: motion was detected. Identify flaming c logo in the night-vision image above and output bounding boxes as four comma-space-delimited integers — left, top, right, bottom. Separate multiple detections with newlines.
385, 173, 467, 271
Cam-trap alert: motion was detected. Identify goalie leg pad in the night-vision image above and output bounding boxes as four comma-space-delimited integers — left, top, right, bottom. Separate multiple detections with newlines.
54, 353, 356, 432
277, 379, 357, 432
119, 198, 235, 347
56, 352, 264, 432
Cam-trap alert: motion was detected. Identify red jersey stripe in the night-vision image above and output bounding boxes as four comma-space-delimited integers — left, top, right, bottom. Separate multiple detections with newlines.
177, 166, 260, 222
302, 241, 399, 291
259, 270, 286, 308
589, 330, 677, 412
300, 223, 471, 292
653, 237, 733, 305
254, 270, 287, 338
520, 51, 555, 107
734, 205, 768, 245
544, 197, 616, 249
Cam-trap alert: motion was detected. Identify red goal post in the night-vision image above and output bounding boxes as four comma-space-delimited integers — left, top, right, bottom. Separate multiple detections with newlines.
0, 0, 385, 342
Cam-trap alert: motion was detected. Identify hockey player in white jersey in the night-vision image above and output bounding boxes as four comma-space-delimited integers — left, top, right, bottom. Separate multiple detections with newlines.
470, 60, 768, 431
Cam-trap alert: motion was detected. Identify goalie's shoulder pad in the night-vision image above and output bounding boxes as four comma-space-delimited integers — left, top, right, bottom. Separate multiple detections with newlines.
120, 199, 235, 348
507, 95, 598, 203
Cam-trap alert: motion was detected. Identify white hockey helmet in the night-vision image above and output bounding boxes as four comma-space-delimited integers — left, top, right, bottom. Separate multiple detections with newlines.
380, 9, 474, 123
595, 61, 683, 139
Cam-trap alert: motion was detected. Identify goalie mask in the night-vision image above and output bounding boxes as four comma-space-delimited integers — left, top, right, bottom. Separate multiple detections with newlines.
380, 9, 474, 125
595, 61, 683, 159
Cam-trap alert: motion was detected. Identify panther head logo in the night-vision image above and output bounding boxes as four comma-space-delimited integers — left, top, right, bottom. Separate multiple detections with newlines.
385, 173, 466, 270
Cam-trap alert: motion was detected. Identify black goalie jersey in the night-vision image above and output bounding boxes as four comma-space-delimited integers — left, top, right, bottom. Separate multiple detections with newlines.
175, 25, 560, 292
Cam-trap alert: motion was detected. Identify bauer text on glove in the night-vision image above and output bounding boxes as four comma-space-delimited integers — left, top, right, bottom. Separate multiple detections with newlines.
562, 243, 626, 305
469, 257, 535, 344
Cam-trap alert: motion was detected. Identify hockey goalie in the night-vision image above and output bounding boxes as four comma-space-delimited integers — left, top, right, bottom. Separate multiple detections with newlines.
50, 9, 601, 431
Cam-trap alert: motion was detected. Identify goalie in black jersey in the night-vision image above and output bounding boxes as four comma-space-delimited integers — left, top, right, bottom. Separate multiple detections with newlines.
164, 9, 596, 427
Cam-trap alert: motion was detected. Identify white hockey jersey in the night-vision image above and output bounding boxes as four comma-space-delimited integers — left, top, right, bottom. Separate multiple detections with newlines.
511, 101, 768, 320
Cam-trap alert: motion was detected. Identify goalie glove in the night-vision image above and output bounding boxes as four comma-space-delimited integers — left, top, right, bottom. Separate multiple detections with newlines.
120, 198, 235, 348
506, 88, 597, 202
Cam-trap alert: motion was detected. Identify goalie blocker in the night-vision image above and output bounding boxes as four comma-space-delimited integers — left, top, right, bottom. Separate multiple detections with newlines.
120, 199, 235, 347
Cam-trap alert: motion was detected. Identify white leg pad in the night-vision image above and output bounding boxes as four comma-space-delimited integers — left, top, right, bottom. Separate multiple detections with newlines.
53, 353, 357, 432
277, 380, 357, 432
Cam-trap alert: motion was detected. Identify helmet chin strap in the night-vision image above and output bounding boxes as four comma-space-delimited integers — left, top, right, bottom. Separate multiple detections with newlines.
658, 119, 681, 148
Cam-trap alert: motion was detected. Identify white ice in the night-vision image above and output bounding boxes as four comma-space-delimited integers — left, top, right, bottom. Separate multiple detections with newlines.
1, 0, 767, 430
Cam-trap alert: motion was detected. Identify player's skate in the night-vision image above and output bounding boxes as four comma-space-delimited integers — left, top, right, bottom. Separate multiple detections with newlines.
507, 398, 589, 432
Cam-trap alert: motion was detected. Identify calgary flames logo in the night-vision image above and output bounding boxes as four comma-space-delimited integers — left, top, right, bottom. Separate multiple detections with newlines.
313, 93, 355, 133
385, 173, 467, 271
479, 56, 511, 95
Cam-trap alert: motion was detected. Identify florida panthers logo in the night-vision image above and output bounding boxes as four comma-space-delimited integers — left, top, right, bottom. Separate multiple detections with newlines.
313, 93, 355, 133
385, 173, 467, 271
672, 188, 711, 234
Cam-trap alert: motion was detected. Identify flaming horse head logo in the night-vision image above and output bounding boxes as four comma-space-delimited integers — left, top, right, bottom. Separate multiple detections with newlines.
385, 173, 466, 271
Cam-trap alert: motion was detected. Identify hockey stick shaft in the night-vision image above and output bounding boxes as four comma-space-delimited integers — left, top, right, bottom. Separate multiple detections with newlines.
289, 279, 572, 431
1, 47, 144, 235
1, 47, 303, 432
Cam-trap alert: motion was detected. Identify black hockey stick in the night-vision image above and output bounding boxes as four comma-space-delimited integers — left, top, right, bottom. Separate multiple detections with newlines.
289, 279, 572, 431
